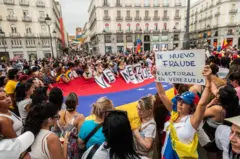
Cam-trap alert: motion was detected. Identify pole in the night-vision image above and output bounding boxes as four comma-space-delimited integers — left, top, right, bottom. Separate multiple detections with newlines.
183, 0, 190, 50
48, 25, 54, 58
2, 36, 6, 54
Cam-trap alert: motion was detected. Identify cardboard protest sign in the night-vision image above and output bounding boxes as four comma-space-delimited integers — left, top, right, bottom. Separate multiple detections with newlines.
103, 69, 116, 83
155, 50, 205, 85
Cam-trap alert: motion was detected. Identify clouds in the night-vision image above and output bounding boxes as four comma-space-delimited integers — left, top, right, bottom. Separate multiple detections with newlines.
59, 0, 91, 34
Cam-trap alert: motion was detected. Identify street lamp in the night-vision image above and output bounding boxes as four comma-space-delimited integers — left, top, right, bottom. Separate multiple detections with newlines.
45, 14, 54, 58
0, 28, 7, 56
183, 0, 190, 50
52, 29, 57, 57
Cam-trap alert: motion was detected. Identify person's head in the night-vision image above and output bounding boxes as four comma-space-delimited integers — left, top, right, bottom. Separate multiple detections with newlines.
92, 97, 114, 119
31, 87, 48, 107
225, 116, 240, 154
176, 91, 196, 115
23, 102, 60, 137
102, 111, 140, 159
7, 68, 18, 80
210, 63, 219, 75
229, 72, 240, 88
0, 90, 12, 112
15, 82, 35, 102
65, 92, 78, 112
220, 57, 230, 68
137, 96, 154, 119
49, 87, 63, 109
18, 75, 28, 84
216, 86, 239, 118
42, 67, 51, 75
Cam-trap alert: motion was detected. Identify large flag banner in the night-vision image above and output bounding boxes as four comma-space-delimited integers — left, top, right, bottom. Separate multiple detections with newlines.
155, 50, 206, 85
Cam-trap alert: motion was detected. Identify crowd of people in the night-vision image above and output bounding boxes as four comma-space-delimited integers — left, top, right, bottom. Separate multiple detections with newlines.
0, 47, 240, 159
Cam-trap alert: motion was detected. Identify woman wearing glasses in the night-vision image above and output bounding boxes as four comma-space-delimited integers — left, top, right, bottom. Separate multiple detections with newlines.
82, 110, 142, 159
22, 102, 68, 159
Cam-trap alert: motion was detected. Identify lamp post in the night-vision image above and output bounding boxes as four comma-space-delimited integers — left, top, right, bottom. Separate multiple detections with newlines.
173, 26, 176, 50
52, 29, 57, 57
103, 29, 106, 53
0, 28, 7, 55
45, 14, 54, 58
183, 0, 190, 50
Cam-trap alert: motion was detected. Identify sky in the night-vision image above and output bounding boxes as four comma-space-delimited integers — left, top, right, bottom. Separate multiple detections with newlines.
60, 0, 198, 35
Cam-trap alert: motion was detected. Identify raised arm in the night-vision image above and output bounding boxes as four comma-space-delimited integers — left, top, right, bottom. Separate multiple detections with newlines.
191, 66, 212, 130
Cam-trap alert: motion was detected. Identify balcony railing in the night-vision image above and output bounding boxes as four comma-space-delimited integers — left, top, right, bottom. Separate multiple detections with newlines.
20, 0, 29, 6
116, 38, 124, 43
10, 33, 21, 37
125, 30, 132, 34
229, 9, 238, 14
215, 12, 220, 17
4, 0, 14, 5
116, 30, 123, 34
162, 16, 169, 21
24, 33, 35, 37
173, 29, 181, 33
175, 3, 182, 7
115, 3, 122, 7
22, 16, 32, 22
103, 16, 110, 21
153, 30, 160, 33
144, 17, 151, 21
153, 4, 160, 7
135, 17, 142, 21
135, 4, 141, 7
103, 3, 109, 6
125, 16, 132, 21
144, 4, 150, 7
135, 30, 142, 33
153, 16, 160, 20
38, 16, 45, 23
144, 30, 151, 33
174, 15, 181, 20
227, 22, 236, 27
216, 0, 221, 5
213, 25, 218, 29
162, 29, 169, 33
36, 1, 45, 7
163, 3, 169, 7
116, 16, 123, 21
7, 16, 17, 21
125, 4, 132, 7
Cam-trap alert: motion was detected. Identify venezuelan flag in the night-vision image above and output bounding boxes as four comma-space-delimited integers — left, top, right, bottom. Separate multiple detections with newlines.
222, 39, 228, 49
54, 77, 174, 129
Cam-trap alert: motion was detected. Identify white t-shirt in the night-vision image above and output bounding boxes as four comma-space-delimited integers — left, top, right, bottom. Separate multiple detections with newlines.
17, 98, 31, 123
217, 67, 229, 79
140, 118, 156, 139
146, 58, 153, 68
82, 143, 147, 159
215, 125, 231, 159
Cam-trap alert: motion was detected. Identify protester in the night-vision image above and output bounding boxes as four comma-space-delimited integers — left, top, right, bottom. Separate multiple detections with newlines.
55, 67, 70, 83
133, 96, 156, 158
82, 110, 142, 159
78, 97, 114, 149
229, 72, 240, 104
217, 57, 230, 79
22, 102, 68, 159
49, 87, 64, 109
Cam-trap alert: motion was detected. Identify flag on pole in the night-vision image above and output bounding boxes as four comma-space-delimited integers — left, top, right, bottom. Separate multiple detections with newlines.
222, 39, 228, 49
135, 39, 141, 54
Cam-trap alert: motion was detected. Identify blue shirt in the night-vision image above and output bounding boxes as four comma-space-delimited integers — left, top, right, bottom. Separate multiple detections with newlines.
78, 120, 105, 149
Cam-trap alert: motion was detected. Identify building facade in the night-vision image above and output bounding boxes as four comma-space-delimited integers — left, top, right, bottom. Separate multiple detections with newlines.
0, 0, 66, 61
86, 0, 186, 54
189, 0, 240, 49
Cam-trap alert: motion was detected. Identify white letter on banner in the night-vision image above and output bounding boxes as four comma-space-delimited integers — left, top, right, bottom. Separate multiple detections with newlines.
103, 69, 116, 83
147, 68, 154, 79
94, 75, 110, 88
126, 65, 139, 84
141, 68, 149, 80
155, 50, 206, 85
134, 64, 144, 83
120, 69, 131, 83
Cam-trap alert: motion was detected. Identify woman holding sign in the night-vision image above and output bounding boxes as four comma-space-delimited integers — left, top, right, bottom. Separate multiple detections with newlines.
153, 66, 212, 159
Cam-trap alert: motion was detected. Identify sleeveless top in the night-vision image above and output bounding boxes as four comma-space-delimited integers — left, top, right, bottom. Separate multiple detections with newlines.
0, 111, 23, 136
29, 129, 52, 159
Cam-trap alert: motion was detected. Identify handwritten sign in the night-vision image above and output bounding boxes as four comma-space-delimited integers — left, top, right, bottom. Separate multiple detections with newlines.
155, 50, 206, 85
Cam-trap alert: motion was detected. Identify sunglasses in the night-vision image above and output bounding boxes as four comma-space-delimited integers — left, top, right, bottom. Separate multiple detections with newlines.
52, 114, 60, 120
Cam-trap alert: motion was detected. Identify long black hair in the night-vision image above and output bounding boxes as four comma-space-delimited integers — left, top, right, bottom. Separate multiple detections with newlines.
102, 112, 140, 159
31, 87, 48, 107
15, 82, 34, 102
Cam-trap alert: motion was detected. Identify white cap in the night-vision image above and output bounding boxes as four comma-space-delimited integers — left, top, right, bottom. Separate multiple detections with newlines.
225, 115, 240, 127
0, 131, 35, 159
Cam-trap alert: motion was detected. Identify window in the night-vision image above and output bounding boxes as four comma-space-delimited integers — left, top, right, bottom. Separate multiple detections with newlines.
164, 10, 167, 16
105, 23, 109, 32
127, 23, 131, 31
11, 25, 17, 33
154, 0, 159, 6
145, 23, 149, 31
144, 0, 149, 6
231, 4, 236, 9
117, 10, 121, 17
116, 0, 120, 5
23, 10, 29, 17
154, 23, 158, 30
136, 10, 139, 17
175, 10, 179, 16
127, 10, 130, 17
42, 39, 50, 46
230, 16, 234, 23
135, 0, 141, 6
145, 10, 149, 17
136, 23, 140, 30
39, 11, 45, 17
41, 25, 47, 33
154, 10, 158, 17
26, 39, 36, 46
163, 0, 168, 6
163, 23, 167, 30
103, 0, 108, 5
117, 23, 121, 31
7, 9, 14, 16
104, 10, 108, 16
26, 26, 31, 33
